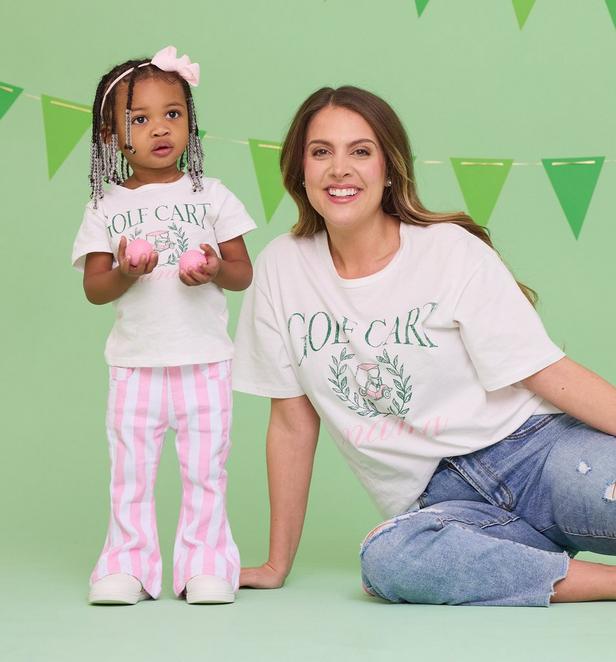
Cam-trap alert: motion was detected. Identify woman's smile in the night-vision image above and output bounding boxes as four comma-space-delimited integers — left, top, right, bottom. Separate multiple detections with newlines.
325, 186, 362, 203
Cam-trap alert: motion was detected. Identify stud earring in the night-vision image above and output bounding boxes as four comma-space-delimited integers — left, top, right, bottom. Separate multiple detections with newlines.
385, 178, 392, 187
302, 181, 305, 187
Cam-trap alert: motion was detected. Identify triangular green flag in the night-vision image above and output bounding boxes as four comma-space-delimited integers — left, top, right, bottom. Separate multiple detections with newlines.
542, 157, 604, 239
512, 0, 536, 29
249, 139, 285, 223
41, 95, 91, 179
0, 82, 23, 120
415, 0, 430, 17
606, 0, 616, 28
450, 158, 513, 226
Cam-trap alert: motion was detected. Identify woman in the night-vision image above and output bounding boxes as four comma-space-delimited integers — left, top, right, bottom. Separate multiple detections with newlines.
233, 86, 616, 606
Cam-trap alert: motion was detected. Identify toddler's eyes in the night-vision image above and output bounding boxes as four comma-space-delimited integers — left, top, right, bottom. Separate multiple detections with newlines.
167, 110, 181, 119
132, 116, 147, 125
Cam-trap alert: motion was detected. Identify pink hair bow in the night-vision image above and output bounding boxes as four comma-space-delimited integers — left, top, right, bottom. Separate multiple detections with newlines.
151, 46, 200, 87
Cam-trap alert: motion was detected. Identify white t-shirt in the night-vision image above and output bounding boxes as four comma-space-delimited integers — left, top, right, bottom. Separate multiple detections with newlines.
232, 221, 565, 517
72, 175, 256, 367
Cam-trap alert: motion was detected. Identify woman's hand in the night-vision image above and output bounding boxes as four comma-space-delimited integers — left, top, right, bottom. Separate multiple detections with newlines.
179, 243, 220, 286
118, 235, 158, 279
240, 562, 287, 589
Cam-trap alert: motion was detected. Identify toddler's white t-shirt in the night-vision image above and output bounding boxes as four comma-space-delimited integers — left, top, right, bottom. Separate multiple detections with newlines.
72, 175, 256, 367
232, 222, 564, 517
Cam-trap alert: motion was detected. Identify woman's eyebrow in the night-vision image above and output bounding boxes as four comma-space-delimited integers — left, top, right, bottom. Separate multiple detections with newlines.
307, 138, 377, 147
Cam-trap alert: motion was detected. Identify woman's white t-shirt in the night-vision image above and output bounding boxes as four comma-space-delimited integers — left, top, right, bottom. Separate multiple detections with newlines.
232, 222, 564, 517
72, 175, 256, 367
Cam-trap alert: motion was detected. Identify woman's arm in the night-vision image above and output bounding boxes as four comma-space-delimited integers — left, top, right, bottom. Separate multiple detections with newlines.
522, 356, 616, 436
240, 395, 320, 589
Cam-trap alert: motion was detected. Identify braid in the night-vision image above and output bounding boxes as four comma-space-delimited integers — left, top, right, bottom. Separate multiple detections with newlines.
123, 67, 139, 154
181, 80, 204, 192
89, 58, 146, 206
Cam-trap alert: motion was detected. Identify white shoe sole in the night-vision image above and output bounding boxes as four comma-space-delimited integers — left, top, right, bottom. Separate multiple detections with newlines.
89, 589, 149, 605
186, 590, 235, 604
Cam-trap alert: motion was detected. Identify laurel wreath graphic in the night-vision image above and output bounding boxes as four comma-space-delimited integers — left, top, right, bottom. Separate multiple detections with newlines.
328, 347, 412, 418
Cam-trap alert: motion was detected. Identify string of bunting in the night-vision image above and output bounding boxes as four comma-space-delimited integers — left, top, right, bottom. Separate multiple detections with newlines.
416, 0, 616, 30
0, 82, 610, 239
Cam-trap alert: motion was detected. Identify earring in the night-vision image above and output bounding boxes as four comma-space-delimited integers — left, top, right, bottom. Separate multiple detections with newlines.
302, 181, 305, 188
385, 178, 392, 187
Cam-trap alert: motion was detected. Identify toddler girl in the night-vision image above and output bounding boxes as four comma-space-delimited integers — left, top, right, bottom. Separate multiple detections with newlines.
72, 46, 255, 605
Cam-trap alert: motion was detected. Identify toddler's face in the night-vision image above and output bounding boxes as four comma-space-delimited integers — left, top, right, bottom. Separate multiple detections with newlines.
112, 76, 189, 176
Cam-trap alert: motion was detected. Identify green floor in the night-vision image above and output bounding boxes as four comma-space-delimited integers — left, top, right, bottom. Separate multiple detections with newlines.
3, 562, 615, 662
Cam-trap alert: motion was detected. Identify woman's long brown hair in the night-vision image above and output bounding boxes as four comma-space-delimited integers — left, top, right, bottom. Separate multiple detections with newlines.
280, 86, 537, 305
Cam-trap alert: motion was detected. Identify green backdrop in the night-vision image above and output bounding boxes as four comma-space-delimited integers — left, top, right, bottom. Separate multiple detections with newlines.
1, 0, 615, 605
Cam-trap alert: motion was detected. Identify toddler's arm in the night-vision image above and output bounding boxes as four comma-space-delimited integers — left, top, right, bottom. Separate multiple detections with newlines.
179, 236, 253, 291
83, 236, 158, 304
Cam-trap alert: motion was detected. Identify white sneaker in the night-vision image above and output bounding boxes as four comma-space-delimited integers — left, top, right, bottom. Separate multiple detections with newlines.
89, 573, 150, 605
185, 575, 235, 604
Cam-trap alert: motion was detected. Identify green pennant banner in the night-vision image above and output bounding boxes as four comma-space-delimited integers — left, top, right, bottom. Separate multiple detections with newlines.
42, 95, 91, 179
450, 158, 513, 226
0, 82, 23, 120
249, 139, 285, 223
512, 0, 536, 29
415, 0, 430, 17
606, 0, 616, 27
542, 157, 604, 239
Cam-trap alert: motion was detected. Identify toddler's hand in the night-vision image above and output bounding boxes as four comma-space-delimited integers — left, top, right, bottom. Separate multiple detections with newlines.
239, 562, 286, 589
179, 243, 221, 287
118, 236, 158, 278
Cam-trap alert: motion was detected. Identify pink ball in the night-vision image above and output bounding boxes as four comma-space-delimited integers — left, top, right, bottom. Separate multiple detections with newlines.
125, 239, 153, 267
179, 249, 208, 272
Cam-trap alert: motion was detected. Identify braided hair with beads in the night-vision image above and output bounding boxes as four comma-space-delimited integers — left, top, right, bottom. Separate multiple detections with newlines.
89, 57, 204, 208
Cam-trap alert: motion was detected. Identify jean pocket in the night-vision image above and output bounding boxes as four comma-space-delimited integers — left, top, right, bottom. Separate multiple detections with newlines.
504, 414, 557, 440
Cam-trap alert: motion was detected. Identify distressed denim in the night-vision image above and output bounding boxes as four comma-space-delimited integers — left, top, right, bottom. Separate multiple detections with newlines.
360, 413, 616, 606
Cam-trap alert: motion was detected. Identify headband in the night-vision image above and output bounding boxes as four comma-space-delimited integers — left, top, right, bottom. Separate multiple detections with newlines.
99, 46, 200, 119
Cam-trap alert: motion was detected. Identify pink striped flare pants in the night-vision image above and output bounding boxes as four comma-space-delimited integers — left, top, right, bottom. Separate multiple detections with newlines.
90, 361, 240, 598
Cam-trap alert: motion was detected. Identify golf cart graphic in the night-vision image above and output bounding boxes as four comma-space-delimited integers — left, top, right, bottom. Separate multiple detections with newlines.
146, 230, 175, 252
146, 223, 190, 267
328, 347, 412, 419
355, 363, 391, 400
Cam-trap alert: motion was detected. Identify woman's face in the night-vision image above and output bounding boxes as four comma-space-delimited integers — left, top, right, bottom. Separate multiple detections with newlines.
303, 105, 388, 230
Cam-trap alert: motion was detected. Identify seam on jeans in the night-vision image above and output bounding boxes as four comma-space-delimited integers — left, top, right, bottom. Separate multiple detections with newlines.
472, 457, 515, 510
560, 528, 616, 540
436, 513, 518, 528
448, 454, 514, 510
480, 515, 520, 529
446, 462, 503, 510
537, 522, 558, 534
504, 414, 557, 440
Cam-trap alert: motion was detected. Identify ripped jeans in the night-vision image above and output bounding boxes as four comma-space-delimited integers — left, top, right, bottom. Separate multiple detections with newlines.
360, 414, 616, 606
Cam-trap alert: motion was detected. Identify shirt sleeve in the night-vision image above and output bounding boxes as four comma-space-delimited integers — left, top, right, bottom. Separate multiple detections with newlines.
232, 266, 304, 399
211, 182, 257, 244
71, 203, 113, 271
453, 248, 565, 392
